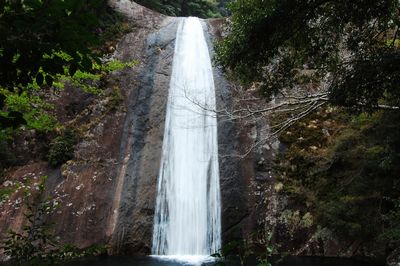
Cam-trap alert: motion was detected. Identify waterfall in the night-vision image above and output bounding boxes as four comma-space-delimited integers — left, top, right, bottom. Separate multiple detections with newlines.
152, 17, 221, 258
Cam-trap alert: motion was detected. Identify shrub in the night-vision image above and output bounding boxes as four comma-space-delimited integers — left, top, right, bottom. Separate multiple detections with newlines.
47, 130, 77, 167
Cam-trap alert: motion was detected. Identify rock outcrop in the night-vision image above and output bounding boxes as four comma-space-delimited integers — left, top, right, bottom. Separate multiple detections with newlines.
0, 0, 170, 255
0, 1, 389, 264
0, 0, 253, 256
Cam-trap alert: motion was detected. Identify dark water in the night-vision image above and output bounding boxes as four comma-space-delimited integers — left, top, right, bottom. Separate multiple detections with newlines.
63, 256, 384, 266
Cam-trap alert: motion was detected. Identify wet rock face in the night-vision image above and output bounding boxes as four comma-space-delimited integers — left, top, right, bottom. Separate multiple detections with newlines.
106, 15, 254, 254
0, 5, 254, 257
0, 163, 48, 239
3, 0, 368, 260
49, 3, 174, 254
0, 0, 170, 256
0, 2, 375, 261
110, 17, 179, 255
205, 19, 253, 245
106, 14, 259, 254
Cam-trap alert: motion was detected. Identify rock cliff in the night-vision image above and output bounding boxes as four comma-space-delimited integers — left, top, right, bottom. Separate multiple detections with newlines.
0, 1, 388, 264
0, 0, 253, 256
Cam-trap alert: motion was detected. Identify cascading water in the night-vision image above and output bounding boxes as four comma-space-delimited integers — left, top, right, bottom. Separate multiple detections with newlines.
152, 16, 221, 261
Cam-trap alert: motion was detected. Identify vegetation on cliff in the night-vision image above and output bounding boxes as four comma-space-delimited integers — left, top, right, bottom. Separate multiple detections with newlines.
1, 0, 104, 136
215, 0, 400, 110
216, 0, 400, 261
0, 1, 134, 260
2, 177, 106, 265
275, 109, 400, 250
0, 0, 133, 172
1, 0, 399, 263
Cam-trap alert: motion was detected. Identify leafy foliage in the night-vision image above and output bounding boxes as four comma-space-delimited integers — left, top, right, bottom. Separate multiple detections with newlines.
47, 129, 78, 167
0, 0, 112, 138
215, 0, 400, 109
54, 59, 138, 95
0, 0, 103, 88
217, 0, 400, 253
135, 0, 227, 18
1, 88, 57, 135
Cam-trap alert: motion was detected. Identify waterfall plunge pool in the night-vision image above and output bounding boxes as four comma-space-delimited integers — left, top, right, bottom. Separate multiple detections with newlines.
61, 255, 384, 266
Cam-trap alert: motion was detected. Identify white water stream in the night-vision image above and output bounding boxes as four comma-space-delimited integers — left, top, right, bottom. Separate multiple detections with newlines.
152, 17, 221, 261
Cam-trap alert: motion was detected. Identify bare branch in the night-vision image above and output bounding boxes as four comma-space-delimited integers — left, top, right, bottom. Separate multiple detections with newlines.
181, 82, 398, 159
